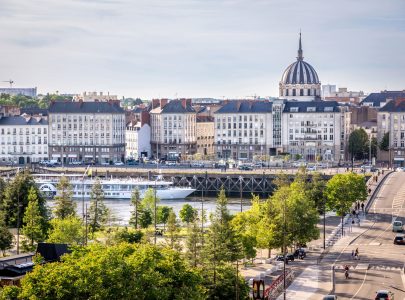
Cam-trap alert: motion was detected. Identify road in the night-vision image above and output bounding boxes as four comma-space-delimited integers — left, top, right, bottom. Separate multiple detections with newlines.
323, 171, 405, 300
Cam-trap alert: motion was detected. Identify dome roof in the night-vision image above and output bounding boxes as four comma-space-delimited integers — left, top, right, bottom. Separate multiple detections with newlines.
281, 33, 320, 85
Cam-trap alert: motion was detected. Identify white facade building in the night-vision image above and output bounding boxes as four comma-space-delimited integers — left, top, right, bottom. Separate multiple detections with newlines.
281, 101, 344, 162
214, 101, 273, 160
0, 115, 48, 164
48, 101, 126, 164
150, 99, 197, 160
125, 121, 151, 159
378, 99, 405, 167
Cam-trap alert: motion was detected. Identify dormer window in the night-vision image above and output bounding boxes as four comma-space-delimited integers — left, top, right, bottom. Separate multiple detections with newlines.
307, 107, 316, 112
290, 107, 299, 112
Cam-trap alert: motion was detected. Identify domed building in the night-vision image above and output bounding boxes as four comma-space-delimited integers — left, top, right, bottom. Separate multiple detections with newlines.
279, 33, 321, 100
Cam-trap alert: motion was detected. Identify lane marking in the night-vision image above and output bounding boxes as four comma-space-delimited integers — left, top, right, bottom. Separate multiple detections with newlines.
350, 268, 369, 300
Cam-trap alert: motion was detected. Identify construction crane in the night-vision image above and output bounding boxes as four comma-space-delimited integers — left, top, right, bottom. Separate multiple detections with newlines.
1, 80, 14, 88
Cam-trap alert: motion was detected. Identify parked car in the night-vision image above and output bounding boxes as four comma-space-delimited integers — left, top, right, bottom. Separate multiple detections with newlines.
166, 161, 177, 166
293, 248, 306, 259
375, 290, 394, 300
392, 220, 403, 232
276, 253, 295, 262
70, 161, 82, 165
393, 234, 405, 245
126, 160, 139, 166
114, 161, 124, 166
238, 164, 253, 171
306, 165, 317, 171
323, 295, 337, 300
191, 162, 204, 168
100, 162, 110, 166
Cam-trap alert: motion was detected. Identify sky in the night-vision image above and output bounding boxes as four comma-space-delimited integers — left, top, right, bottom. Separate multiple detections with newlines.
0, 0, 404, 99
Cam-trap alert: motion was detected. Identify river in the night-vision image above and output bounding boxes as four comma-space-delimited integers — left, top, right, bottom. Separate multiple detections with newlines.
47, 196, 252, 226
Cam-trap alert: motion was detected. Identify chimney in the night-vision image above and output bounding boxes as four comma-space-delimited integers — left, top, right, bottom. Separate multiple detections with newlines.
152, 99, 160, 109
160, 98, 169, 108
180, 98, 191, 109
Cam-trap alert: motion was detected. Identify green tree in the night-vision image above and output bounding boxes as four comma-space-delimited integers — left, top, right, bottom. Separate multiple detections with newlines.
0, 211, 13, 256
325, 173, 367, 235
348, 128, 369, 160
186, 219, 203, 267
141, 188, 160, 223
129, 188, 142, 229
307, 172, 327, 213
47, 217, 85, 245
379, 132, 389, 151
179, 203, 197, 225
201, 263, 249, 300
1, 171, 49, 228
22, 187, 46, 251
88, 179, 109, 235
53, 176, 76, 219
165, 211, 181, 250
18, 244, 206, 299
0, 285, 20, 300
113, 227, 143, 244
157, 205, 172, 230
139, 209, 153, 229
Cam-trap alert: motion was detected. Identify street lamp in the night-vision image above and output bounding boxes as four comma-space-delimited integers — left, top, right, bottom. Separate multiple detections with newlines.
154, 176, 157, 245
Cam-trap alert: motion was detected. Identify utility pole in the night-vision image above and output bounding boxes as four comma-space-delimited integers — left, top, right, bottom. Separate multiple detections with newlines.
369, 134, 372, 164
85, 204, 89, 246
16, 191, 21, 255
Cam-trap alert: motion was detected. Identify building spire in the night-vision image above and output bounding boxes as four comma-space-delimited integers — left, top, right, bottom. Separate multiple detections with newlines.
297, 31, 303, 61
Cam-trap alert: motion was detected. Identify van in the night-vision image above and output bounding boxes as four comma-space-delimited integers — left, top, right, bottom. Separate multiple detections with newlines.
392, 220, 403, 232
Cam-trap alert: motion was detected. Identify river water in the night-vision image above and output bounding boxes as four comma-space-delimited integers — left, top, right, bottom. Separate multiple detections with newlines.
47, 196, 252, 226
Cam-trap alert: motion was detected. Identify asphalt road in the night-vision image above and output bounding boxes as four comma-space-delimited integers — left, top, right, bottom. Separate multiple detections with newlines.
326, 171, 405, 300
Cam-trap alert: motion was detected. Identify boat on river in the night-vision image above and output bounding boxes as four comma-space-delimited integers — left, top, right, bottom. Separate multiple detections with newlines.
34, 174, 195, 200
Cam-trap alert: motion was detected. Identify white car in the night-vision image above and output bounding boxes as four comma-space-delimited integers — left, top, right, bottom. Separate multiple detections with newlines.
396, 167, 405, 172
166, 161, 177, 166
114, 161, 124, 166
100, 162, 110, 166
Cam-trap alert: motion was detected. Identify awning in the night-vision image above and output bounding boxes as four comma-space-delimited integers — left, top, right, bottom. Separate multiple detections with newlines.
394, 157, 404, 161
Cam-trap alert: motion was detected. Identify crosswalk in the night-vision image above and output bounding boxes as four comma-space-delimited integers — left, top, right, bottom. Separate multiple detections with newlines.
334, 264, 402, 271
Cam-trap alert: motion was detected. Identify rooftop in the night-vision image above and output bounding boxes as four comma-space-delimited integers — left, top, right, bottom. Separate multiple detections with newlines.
0, 116, 48, 126
283, 100, 340, 113
48, 101, 124, 114
360, 91, 405, 107
380, 98, 405, 112
215, 100, 273, 114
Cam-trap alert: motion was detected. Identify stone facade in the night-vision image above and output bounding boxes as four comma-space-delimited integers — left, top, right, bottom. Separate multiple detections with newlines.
48, 101, 125, 164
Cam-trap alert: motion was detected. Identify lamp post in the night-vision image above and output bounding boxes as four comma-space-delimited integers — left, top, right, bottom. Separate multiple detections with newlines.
154, 177, 157, 245
16, 190, 21, 255
323, 196, 326, 249
282, 193, 287, 300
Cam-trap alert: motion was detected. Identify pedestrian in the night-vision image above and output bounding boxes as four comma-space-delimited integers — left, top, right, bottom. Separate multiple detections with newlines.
351, 250, 354, 260
361, 202, 365, 212
368, 188, 371, 194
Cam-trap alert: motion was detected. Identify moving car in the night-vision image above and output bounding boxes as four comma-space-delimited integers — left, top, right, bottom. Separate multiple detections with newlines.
375, 290, 394, 300
393, 234, 405, 245
392, 220, 403, 232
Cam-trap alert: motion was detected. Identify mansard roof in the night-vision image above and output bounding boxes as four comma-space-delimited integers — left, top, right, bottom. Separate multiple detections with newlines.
283, 100, 340, 113
48, 101, 124, 114
0, 116, 48, 125
215, 101, 273, 114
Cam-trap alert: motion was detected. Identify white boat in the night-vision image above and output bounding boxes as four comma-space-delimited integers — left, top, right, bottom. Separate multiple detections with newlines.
34, 174, 195, 200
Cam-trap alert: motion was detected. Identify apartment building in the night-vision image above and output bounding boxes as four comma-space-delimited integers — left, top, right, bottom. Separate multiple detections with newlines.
150, 99, 197, 160
377, 98, 405, 167
214, 101, 273, 160
48, 101, 125, 164
281, 101, 344, 162
0, 115, 48, 164
125, 121, 151, 159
